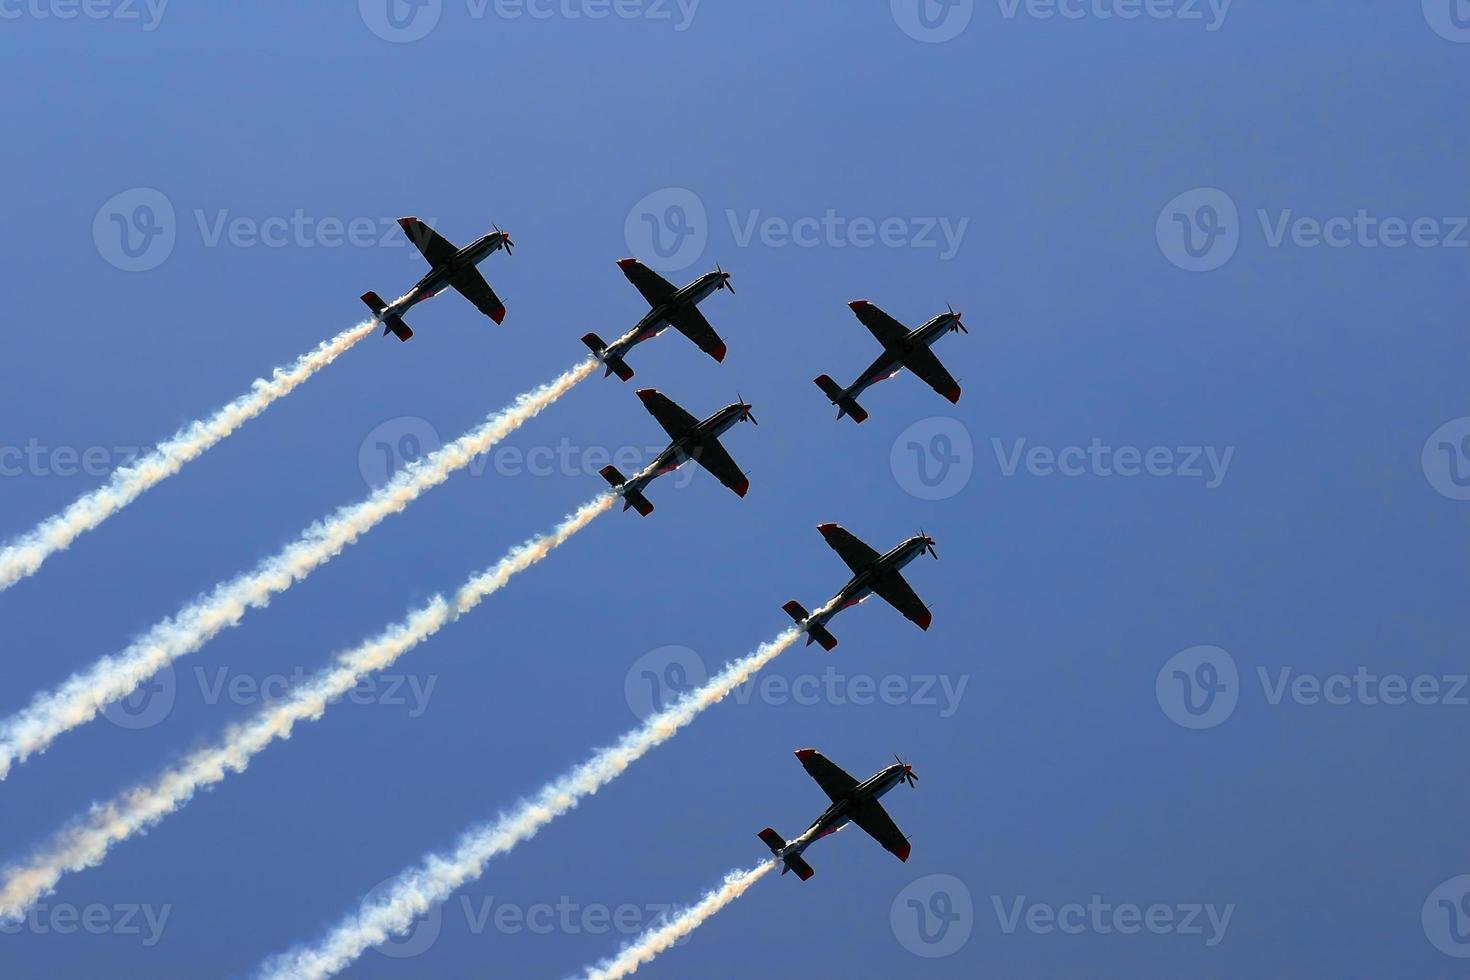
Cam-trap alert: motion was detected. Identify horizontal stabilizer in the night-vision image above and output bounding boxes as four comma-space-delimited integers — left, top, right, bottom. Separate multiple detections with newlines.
583, 333, 635, 380
362, 292, 412, 341
806, 626, 838, 652
600, 466, 653, 516
757, 827, 785, 853
813, 375, 867, 424
784, 854, 815, 881
783, 600, 838, 651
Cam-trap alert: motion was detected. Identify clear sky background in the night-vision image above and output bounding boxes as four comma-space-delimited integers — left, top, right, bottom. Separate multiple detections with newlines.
1, 2, 1467, 977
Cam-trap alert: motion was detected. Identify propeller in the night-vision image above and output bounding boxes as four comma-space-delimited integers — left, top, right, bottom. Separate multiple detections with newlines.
919, 528, 938, 560
495, 224, 514, 255
893, 753, 919, 788
716, 264, 735, 294
737, 391, 758, 425
948, 303, 967, 334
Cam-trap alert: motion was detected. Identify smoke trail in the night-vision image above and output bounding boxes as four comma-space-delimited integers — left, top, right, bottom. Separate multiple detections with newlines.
256, 613, 825, 980
0, 321, 375, 591
0, 496, 611, 923
580, 862, 775, 980
0, 359, 596, 780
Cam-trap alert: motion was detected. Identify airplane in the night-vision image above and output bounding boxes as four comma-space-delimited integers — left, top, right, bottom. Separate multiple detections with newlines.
360, 218, 513, 341
782, 524, 938, 651
598, 389, 757, 516
813, 299, 967, 422
581, 258, 735, 381
758, 748, 917, 881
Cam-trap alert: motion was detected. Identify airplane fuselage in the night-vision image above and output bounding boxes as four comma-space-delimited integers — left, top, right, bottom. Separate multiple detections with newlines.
388, 232, 510, 318
780, 763, 910, 862
844, 312, 962, 400
619, 402, 746, 497
605, 271, 728, 360
810, 535, 933, 629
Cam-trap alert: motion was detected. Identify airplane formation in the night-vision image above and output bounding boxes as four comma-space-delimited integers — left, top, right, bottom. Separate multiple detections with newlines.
0, 212, 968, 976
361, 217, 962, 877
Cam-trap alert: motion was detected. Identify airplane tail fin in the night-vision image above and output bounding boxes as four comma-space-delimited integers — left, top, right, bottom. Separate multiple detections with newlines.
782, 600, 838, 652
582, 333, 634, 381
757, 828, 814, 880
813, 375, 866, 424
362, 292, 412, 342
599, 465, 653, 517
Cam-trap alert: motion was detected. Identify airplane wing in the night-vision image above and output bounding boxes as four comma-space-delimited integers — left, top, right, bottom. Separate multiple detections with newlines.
666, 306, 727, 362
618, 258, 678, 307
796, 749, 859, 803
817, 524, 881, 575
447, 266, 506, 324
849, 300, 909, 349
871, 570, 932, 631
899, 345, 961, 404
399, 217, 459, 266
689, 435, 748, 497
637, 390, 699, 440
849, 798, 911, 862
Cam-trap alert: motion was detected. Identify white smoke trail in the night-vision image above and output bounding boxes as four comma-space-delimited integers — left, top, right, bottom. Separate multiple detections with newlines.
256, 618, 822, 980
0, 320, 376, 591
0, 496, 612, 923
579, 862, 776, 980
0, 359, 596, 780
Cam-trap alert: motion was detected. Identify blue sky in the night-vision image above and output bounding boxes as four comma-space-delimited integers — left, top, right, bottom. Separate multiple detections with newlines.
1, 1, 1467, 977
